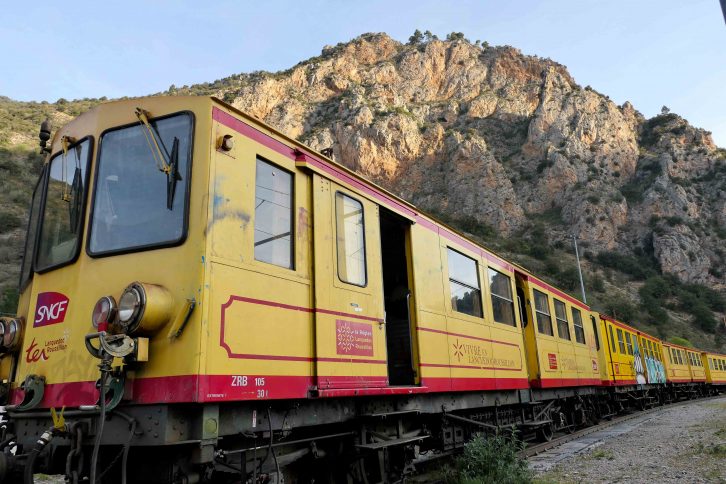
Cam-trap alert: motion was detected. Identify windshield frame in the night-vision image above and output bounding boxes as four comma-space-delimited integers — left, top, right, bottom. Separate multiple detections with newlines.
86, 110, 195, 258
34, 135, 94, 274
18, 165, 47, 291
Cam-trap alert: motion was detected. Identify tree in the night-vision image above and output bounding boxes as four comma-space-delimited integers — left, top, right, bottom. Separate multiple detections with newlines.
408, 29, 423, 45
446, 32, 466, 41
661, 105, 670, 115
423, 30, 437, 42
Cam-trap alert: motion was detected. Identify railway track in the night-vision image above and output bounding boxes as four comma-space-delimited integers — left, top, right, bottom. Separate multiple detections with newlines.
520, 394, 722, 458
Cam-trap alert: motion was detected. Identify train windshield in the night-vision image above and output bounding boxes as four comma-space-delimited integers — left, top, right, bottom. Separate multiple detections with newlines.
36, 138, 92, 271
88, 112, 193, 255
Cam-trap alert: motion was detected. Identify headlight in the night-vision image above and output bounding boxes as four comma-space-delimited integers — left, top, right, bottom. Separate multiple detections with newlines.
0, 317, 24, 352
92, 296, 117, 331
117, 282, 173, 335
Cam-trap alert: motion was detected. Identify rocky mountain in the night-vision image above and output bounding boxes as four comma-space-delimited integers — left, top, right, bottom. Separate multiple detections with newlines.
1, 32, 724, 349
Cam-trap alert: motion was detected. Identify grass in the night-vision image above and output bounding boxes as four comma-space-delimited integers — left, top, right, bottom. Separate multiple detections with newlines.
588, 448, 614, 460
444, 431, 532, 484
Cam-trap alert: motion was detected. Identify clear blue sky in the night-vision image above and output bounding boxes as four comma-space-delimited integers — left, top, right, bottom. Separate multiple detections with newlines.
2, 0, 725, 146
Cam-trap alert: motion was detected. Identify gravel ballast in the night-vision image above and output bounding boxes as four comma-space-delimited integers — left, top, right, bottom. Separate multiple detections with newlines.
535, 396, 726, 483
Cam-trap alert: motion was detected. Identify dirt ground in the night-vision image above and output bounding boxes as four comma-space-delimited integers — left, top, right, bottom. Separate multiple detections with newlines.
536, 396, 726, 484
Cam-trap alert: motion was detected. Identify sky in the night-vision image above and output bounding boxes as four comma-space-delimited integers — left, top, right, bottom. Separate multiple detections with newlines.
2, 0, 725, 146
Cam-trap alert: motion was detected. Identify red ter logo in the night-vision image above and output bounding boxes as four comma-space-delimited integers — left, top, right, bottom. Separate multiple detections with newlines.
34, 292, 69, 327
548, 353, 558, 370
25, 338, 48, 363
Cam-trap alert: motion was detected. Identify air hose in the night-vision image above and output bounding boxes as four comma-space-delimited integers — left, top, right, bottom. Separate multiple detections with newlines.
23, 427, 54, 484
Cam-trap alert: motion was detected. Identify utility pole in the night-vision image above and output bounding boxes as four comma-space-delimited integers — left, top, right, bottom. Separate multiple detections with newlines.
571, 234, 587, 304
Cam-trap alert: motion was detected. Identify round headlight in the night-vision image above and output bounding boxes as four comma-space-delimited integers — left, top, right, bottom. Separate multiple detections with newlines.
92, 296, 117, 330
118, 284, 144, 331
0, 317, 23, 352
116, 282, 173, 335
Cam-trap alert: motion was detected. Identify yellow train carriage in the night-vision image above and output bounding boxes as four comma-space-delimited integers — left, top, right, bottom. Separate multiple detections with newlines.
662, 342, 692, 383
208, 102, 530, 398
704, 352, 726, 385
598, 315, 642, 386
686, 348, 706, 383
637, 331, 667, 384
516, 273, 600, 388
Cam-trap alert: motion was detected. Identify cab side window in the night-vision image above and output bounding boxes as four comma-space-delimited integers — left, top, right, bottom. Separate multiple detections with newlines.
447, 248, 482, 318
488, 268, 515, 326
255, 158, 293, 269
533, 290, 553, 336
609, 325, 617, 353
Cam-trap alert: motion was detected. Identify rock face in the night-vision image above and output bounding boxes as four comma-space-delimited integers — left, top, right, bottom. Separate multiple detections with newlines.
209, 33, 724, 286
2, 33, 725, 289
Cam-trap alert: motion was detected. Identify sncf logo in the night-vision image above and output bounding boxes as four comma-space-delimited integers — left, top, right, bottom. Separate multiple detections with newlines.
34, 292, 69, 327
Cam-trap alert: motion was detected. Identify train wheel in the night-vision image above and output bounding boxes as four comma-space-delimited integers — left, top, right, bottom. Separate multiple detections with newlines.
536, 423, 554, 442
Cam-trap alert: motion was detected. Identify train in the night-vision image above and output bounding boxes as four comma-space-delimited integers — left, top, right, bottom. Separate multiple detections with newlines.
0, 95, 723, 483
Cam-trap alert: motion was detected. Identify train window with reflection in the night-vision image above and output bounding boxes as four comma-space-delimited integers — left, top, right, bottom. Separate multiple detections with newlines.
667, 349, 673, 364
488, 268, 515, 326
590, 315, 600, 350
533, 290, 553, 336
617, 329, 626, 354
609, 325, 617, 353
19, 170, 46, 288
37, 138, 92, 271
89, 113, 192, 255
255, 158, 294, 269
624, 333, 633, 355
554, 300, 570, 341
335, 193, 366, 286
447, 249, 482, 318
572, 309, 585, 344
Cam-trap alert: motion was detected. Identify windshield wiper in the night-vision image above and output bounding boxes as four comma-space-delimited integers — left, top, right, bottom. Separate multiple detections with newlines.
135, 108, 182, 210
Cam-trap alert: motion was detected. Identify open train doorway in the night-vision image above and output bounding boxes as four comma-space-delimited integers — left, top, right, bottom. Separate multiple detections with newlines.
380, 207, 416, 386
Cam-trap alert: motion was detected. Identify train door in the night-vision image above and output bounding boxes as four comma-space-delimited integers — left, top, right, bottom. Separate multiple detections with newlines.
312, 175, 388, 390
379, 207, 417, 386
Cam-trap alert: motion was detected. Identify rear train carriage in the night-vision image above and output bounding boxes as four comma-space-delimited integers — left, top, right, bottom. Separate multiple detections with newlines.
704, 352, 726, 386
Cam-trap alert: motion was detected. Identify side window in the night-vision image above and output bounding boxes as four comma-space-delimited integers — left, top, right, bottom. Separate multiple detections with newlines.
488, 269, 515, 326
609, 325, 617, 353
617, 329, 626, 354
667, 348, 673, 364
572, 309, 585, 344
533, 290, 553, 336
678, 351, 684, 365
625, 333, 633, 355
590, 315, 600, 350
254, 158, 293, 269
447, 248, 482, 318
335, 193, 367, 286
554, 300, 570, 341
